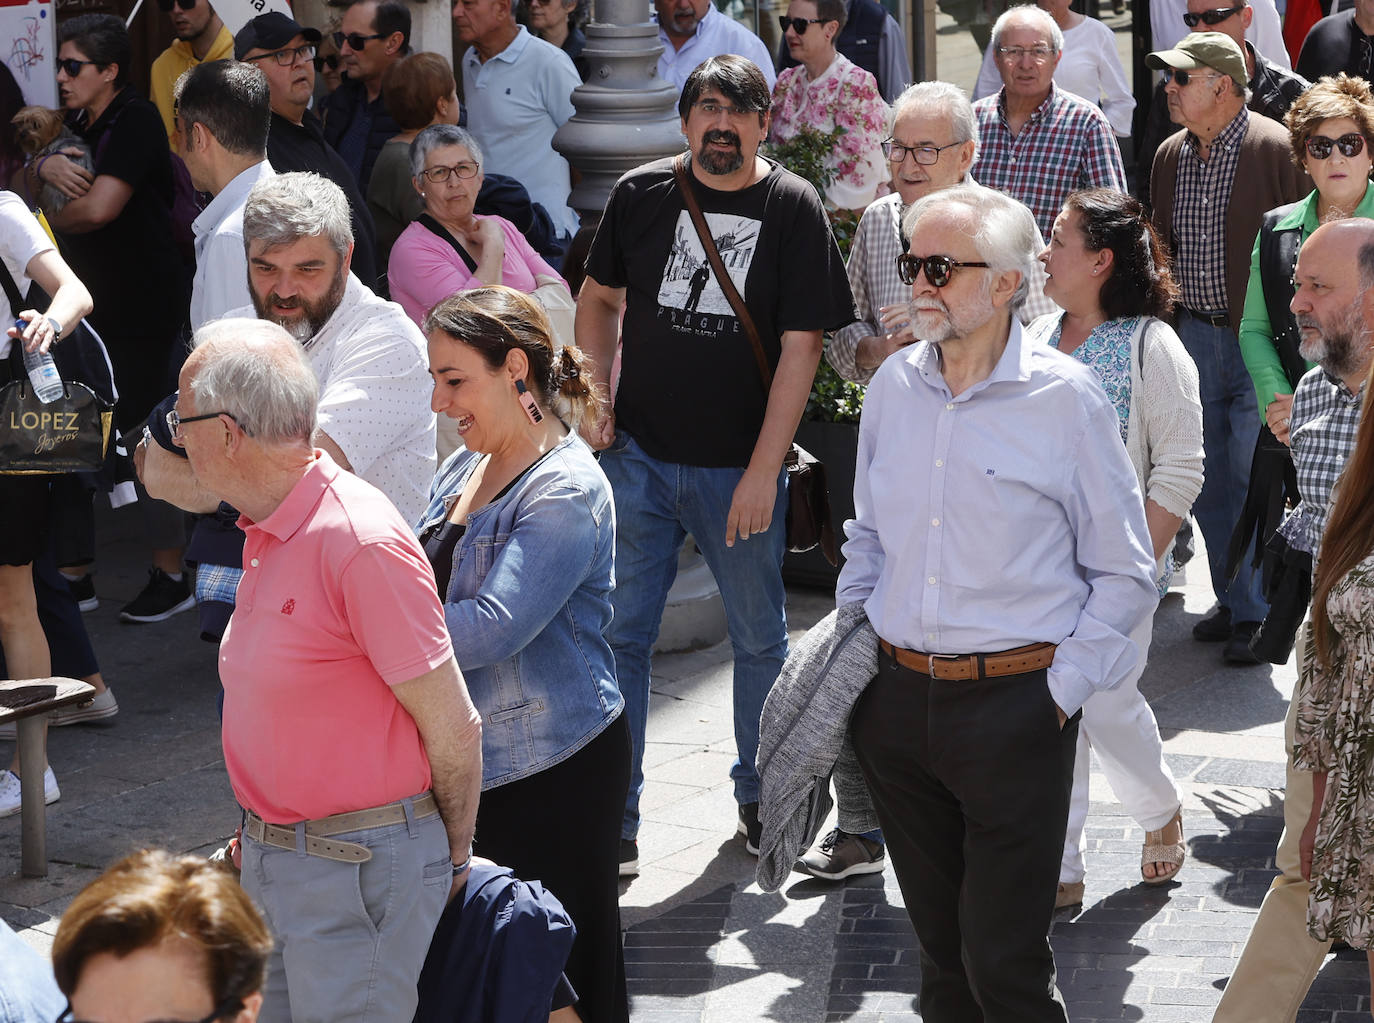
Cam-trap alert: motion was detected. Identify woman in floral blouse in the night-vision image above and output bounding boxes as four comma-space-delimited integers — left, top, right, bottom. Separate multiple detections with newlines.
770, 0, 888, 212
1296, 356, 1374, 977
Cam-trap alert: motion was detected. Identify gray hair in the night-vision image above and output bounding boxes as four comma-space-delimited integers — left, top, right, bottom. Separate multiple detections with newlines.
189, 319, 319, 444
409, 124, 484, 180
890, 80, 978, 165
242, 172, 353, 260
902, 182, 1040, 311
990, 4, 1064, 55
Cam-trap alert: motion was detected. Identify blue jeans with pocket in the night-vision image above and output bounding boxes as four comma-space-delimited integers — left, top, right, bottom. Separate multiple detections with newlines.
599, 429, 789, 841
241, 799, 450, 1023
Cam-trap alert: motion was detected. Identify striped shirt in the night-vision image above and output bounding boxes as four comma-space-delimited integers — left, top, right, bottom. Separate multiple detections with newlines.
1172, 107, 1247, 315
971, 84, 1127, 240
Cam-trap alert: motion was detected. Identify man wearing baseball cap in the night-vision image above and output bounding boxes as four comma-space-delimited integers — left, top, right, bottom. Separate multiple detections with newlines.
235, 12, 380, 291
1147, 31, 1308, 665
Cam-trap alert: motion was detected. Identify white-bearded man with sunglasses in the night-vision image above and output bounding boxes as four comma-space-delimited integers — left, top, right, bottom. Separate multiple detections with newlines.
1149, 32, 1310, 664
839, 181, 1157, 1022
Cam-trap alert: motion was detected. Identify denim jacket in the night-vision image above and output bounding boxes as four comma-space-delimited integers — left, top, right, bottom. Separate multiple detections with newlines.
415, 430, 622, 789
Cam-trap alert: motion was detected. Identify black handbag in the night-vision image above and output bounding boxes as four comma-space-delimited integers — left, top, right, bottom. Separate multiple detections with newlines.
0, 254, 112, 475
671, 155, 838, 565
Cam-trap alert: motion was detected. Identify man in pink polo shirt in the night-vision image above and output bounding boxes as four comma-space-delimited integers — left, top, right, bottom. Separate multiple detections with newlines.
173, 317, 482, 1022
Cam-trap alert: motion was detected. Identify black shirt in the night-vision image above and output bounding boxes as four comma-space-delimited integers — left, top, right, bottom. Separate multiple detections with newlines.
1297, 9, 1374, 82
266, 109, 380, 291
584, 156, 855, 467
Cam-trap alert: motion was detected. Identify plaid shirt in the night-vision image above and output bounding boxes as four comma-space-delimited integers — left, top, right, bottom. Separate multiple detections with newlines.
1172, 107, 1248, 315
1280, 366, 1365, 556
971, 85, 1127, 240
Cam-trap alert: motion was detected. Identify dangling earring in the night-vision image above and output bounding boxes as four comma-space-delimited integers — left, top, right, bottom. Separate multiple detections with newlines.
515, 379, 544, 424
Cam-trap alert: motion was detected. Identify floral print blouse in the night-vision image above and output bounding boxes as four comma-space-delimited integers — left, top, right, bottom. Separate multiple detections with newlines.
769, 53, 889, 211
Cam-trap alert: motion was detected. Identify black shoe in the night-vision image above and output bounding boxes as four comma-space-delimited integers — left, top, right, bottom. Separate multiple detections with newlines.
618, 839, 639, 878
65, 573, 98, 613
119, 568, 195, 624
1192, 606, 1232, 642
1224, 621, 1263, 664
737, 802, 761, 856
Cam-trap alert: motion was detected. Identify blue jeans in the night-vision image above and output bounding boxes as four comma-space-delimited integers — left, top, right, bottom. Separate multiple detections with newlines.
1176, 314, 1267, 623
600, 430, 788, 841
242, 800, 451, 1023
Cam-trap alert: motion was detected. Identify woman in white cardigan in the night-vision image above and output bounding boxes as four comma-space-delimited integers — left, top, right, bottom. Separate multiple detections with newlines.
1026, 188, 1205, 908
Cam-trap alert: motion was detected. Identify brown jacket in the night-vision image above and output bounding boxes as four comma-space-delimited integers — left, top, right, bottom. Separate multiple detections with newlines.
1151, 111, 1310, 331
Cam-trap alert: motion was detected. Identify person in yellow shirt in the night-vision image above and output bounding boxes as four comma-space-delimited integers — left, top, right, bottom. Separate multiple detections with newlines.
149, 0, 234, 146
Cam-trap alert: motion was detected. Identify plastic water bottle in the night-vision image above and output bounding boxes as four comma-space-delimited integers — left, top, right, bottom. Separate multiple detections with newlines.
14, 318, 64, 404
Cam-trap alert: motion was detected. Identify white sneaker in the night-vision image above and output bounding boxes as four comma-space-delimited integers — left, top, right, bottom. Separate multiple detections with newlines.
49, 687, 119, 727
0, 766, 60, 818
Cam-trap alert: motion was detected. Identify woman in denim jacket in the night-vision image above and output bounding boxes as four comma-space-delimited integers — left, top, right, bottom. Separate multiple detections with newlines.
415, 286, 628, 1023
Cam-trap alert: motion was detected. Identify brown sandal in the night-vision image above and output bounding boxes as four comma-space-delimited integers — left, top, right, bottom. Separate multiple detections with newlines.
1141, 810, 1185, 885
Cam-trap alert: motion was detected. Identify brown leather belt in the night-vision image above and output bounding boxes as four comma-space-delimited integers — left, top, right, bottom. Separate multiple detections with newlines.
244, 792, 439, 864
879, 639, 1056, 681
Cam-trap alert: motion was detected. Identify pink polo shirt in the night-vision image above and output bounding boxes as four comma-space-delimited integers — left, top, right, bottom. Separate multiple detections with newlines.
220, 452, 454, 823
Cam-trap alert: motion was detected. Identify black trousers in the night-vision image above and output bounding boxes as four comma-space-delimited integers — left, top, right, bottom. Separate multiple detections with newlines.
851, 648, 1080, 1023
474, 712, 631, 1023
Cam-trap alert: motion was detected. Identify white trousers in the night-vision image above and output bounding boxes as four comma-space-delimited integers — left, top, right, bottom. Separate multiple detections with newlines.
1061, 617, 1183, 884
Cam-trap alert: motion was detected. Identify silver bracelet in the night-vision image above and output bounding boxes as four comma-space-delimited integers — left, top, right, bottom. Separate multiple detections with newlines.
451, 845, 473, 876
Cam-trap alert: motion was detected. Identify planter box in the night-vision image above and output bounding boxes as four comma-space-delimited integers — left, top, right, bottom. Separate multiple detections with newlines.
782, 419, 859, 590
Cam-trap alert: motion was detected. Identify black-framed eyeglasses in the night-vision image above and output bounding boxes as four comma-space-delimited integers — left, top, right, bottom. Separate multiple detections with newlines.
155, 0, 198, 11
1167, 68, 1221, 86
166, 408, 237, 438
244, 43, 317, 67
778, 15, 827, 32
1305, 132, 1367, 159
1182, 5, 1242, 26
56, 997, 242, 1023
882, 138, 964, 165
995, 45, 1054, 63
315, 53, 340, 72
55, 57, 97, 77
896, 253, 991, 288
420, 161, 480, 183
333, 30, 385, 50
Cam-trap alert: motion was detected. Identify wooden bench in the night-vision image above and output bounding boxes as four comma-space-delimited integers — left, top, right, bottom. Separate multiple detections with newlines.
0, 677, 97, 877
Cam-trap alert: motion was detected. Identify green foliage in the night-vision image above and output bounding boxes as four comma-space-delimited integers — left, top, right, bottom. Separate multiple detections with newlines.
766, 126, 870, 425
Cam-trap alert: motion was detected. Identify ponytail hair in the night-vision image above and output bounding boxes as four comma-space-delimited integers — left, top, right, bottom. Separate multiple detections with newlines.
422, 285, 606, 435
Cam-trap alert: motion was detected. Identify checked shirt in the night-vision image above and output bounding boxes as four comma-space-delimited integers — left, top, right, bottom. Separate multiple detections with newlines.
1172, 107, 1247, 316
1281, 365, 1365, 557
971, 84, 1126, 240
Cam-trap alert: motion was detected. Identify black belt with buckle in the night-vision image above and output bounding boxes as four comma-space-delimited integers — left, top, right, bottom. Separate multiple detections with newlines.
1182, 307, 1229, 328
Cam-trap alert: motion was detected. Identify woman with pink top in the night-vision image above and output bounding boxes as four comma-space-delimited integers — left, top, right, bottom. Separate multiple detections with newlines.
769, 0, 889, 212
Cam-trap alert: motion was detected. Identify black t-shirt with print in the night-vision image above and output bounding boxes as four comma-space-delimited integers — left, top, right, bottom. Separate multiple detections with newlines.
584, 156, 854, 468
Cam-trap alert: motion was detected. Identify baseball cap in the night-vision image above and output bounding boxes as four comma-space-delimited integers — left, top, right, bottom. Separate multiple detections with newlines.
234, 12, 323, 60
1145, 31, 1248, 86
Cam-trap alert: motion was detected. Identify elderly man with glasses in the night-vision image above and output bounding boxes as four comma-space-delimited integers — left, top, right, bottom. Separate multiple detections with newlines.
970, 4, 1125, 243
841, 181, 1156, 1022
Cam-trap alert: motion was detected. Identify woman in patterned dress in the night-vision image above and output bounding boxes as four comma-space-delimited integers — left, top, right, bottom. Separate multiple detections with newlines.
1026, 187, 1205, 906
769, 0, 888, 211
1297, 355, 1374, 991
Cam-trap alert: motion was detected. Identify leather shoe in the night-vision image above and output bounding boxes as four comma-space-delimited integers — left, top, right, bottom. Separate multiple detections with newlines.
1192, 606, 1232, 642
1224, 621, 1263, 664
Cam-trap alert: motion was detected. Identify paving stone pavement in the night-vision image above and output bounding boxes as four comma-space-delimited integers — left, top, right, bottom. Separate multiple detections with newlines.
2, 503, 1365, 1021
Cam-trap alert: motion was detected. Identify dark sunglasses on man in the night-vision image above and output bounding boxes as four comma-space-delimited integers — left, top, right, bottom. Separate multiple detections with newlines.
896, 253, 990, 288
1166, 68, 1221, 86
333, 30, 386, 50
1181, 5, 1243, 26
1305, 133, 1367, 159
155, 0, 198, 12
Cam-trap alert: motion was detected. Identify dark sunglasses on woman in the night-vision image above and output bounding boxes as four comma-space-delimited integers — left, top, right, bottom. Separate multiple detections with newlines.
778, 15, 826, 32
1305, 133, 1367, 159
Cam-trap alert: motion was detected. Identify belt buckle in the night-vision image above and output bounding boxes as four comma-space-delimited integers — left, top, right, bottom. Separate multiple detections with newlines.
928, 652, 959, 676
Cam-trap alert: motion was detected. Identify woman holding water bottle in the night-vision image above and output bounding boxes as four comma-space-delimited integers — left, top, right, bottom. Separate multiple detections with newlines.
0, 188, 96, 817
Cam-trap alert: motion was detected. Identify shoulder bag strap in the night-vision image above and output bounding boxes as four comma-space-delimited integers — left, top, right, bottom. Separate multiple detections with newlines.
417, 213, 480, 276
0, 253, 25, 320
1135, 315, 1149, 376
672, 154, 773, 391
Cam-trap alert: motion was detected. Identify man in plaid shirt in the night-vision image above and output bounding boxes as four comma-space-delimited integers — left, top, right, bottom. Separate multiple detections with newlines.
970, 5, 1126, 242
1213, 218, 1374, 1022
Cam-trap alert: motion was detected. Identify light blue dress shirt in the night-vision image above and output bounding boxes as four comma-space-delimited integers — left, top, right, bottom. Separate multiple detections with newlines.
655, 5, 778, 93
836, 318, 1158, 716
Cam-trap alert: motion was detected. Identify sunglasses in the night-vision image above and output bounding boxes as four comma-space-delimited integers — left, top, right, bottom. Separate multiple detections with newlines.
55, 57, 97, 77
778, 15, 826, 32
155, 0, 198, 11
1167, 68, 1221, 86
315, 53, 340, 71
896, 253, 991, 288
1182, 5, 1242, 26
1306, 132, 1367, 159
332, 30, 385, 50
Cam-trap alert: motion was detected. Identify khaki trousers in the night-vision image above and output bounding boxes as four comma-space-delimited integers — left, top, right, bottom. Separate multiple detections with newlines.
1213, 624, 1331, 1023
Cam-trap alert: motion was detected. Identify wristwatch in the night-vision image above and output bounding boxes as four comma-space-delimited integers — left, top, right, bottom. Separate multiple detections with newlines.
46, 317, 62, 342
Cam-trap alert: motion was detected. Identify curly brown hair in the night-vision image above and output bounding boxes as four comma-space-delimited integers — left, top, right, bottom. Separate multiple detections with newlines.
1284, 73, 1374, 171
1064, 188, 1180, 321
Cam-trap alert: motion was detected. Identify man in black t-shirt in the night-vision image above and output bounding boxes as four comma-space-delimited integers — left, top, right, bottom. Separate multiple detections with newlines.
578, 54, 855, 877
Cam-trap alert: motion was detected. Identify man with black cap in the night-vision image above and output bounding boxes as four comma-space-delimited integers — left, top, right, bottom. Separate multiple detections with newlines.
1148, 31, 1308, 664
235, 12, 379, 292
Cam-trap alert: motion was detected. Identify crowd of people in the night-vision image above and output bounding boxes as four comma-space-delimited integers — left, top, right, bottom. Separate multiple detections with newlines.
2, 0, 1374, 1017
